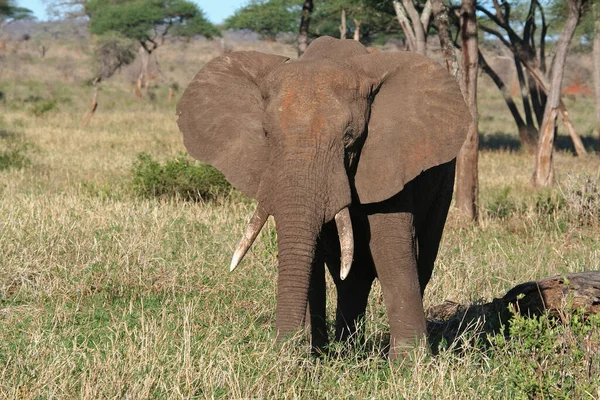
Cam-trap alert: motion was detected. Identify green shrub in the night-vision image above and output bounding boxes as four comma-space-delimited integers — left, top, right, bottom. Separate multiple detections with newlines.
490, 308, 600, 399
534, 190, 565, 216
131, 153, 231, 201
30, 99, 58, 116
0, 141, 30, 171
486, 186, 519, 219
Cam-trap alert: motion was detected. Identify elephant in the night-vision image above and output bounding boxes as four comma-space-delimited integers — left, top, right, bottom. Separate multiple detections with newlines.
176, 36, 471, 359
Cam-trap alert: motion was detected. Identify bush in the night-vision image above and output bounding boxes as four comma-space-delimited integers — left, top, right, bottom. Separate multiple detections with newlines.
131, 153, 231, 201
30, 99, 58, 116
0, 142, 30, 171
0, 128, 30, 171
486, 186, 519, 220
490, 308, 600, 398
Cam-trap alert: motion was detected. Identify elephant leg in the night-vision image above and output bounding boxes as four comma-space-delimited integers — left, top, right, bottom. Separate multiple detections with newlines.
416, 162, 455, 295
322, 219, 375, 345
307, 240, 328, 353
326, 256, 375, 344
367, 211, 426, 360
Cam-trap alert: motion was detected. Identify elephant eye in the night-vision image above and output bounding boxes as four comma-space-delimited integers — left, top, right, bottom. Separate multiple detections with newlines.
343, 129, 354, 145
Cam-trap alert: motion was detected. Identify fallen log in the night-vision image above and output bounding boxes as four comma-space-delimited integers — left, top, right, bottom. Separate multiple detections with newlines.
426, 271, 600, 345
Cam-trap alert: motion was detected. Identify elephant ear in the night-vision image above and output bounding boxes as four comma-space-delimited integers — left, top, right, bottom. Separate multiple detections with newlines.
176, 51, 289, 198
352, 52, 471, 204
300, 36, 369, 61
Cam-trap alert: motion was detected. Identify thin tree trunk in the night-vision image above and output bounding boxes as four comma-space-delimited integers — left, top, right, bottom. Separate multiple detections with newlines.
392, 0, 416, 52
528, 74, 545, 127
82, 81, 99, 128
479, 50, 539, 152
515, 56, 535, 128
454, 0, 479, 221
298, 0, 313, 57
593, 1, 600, 151
533, 0, 582, 187
136, 47, 150, 99
431, 0, 460, 77
559, 104, 587, 156
402, 0, 427, 55
353, 19, 361, 42
339, 9, 347, 39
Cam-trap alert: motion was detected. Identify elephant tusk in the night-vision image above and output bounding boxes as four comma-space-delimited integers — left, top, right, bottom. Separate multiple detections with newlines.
230, 205, 269, 272
335, 207, 354, 280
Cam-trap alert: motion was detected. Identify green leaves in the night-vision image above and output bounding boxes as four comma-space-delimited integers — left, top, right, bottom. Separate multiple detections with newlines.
225, 0, 302, 40
86, 0, 219, 45
0, 0, 33, 23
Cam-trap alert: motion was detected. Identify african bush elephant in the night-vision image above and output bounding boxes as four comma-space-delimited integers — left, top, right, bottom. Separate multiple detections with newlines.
176, 36, 470, 358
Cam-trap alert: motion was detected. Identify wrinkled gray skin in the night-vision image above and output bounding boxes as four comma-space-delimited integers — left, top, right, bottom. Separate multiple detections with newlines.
176, 37, 471, 358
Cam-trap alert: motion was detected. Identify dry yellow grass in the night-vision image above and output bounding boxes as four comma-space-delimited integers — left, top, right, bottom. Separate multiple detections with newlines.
0, 35, 599, 398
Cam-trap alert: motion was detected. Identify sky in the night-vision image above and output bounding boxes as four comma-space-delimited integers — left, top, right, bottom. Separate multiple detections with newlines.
19, 0, 248, 24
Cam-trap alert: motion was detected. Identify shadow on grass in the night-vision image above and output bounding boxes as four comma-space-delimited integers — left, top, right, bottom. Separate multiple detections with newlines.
480, 132, 599, 154
426, 271, 600, 354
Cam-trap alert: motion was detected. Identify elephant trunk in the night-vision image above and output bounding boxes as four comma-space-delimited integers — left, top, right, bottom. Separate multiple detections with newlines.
271, 153, 331, 337
274, 203, 322, 336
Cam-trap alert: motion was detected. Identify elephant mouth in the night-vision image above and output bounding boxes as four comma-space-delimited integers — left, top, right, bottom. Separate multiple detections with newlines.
229, 204, 354, 280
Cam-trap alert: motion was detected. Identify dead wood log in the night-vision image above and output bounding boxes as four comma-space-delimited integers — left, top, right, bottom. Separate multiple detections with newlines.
427, 271, 600, 343
503, 271, 600, 316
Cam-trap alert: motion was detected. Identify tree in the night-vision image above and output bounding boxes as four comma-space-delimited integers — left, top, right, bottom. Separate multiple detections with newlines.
86, 0, 219, 96
477, 0, 586, 157
44, 0, 89, 20
298, 0, 313, 55
392, 0, 431, 55
310, 0, 398, 43
432, 0, 479, 221
82, 34, 138, 127
225, 0, 301, 40
593, 0, 600, 150
533, 0, 587, 187
454, 0, 479, 221
0, 0, 33, 26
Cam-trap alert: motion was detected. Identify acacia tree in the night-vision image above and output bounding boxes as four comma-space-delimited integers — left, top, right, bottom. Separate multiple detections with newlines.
0, 0, 33, 26
533, 0, 587, 187
311, 0, 399, 43
594, 0, 600, 150
225, 0, 300, 40
86, 0, 218, 97
477, 0, 586, 157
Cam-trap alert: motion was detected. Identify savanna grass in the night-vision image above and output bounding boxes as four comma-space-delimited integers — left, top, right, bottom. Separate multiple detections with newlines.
0, 36, 599, 398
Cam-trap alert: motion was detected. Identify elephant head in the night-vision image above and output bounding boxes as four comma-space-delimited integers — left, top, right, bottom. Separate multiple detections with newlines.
176, 37, 470, 338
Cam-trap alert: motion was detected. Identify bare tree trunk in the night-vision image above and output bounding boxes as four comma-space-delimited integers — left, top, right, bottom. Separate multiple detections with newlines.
431, 0, 460, 77
594, 1, 600, 151
298, 0, 313, 57
559, 104, 587, 156
533, 0, 582, 187
402, 0, 426, 55
479, 51, 538, 152
82, 80, 99, 128
454, 0, 479, 221
339, 9, 347, 39
353, 19, 361, 42
392, 0, 416, 52
136, 47, 150, 99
